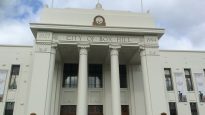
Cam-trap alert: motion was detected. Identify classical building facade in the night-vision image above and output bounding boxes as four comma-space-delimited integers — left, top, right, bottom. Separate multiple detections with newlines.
0, 5, 205, 115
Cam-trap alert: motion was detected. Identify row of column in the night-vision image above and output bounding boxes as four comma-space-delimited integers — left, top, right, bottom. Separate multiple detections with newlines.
76, 45, 121, 115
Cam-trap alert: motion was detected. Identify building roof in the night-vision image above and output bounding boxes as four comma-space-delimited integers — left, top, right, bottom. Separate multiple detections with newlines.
30, 7, 164, 38
39, 8, 156, 28
0, 44, 32, 48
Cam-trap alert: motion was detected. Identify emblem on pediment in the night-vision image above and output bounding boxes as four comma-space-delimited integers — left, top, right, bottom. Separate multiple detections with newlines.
93, 15, 106, 26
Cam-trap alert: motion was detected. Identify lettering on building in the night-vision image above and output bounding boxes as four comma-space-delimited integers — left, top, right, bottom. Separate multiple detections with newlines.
54, 34, 143, 45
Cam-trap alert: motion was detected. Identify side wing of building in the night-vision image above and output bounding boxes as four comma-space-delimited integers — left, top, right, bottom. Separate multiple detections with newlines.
160, 50, 205, 115
0, 45, 33, 115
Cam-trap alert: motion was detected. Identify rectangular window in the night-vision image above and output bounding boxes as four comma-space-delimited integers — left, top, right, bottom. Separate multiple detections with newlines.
9, 65, 20, 89
88, 105, 103, 115
169, 102, 177, 115
199, 91, 205, 102
120, 65, 127, 88
164, 68, 174, 91
184, 69, 194, 91
199, 69, 205, 102
63, 64, 78, 88
190, 102, 198, 115
60, 105, 76, 115
0, 70, 7, 102
88, 64, 103, 88
4, 102, 15, 115
121, 105, 129, 115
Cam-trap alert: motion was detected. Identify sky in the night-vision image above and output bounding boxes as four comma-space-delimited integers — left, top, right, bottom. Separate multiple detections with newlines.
0, 0, 205, 50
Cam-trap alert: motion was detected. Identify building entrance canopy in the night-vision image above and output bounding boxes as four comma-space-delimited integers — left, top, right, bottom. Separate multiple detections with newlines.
59, 44, 140, 64
56, 33, 141, 64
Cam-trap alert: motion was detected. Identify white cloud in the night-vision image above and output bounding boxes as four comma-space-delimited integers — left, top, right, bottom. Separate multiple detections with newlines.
143, 0, 205, 50
0, 0, 41, 45
188, 23, 205, 45
0, 0, 205, 50
159, 35, 193, 50
0, 20, 34, 45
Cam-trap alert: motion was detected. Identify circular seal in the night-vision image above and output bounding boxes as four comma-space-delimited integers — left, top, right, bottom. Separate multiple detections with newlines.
93, 15, 106, 26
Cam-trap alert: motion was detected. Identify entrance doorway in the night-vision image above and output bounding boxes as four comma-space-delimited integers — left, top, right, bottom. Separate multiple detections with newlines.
60, 105, 103, 115
121, 105, 129, 115
88, 105, 103, 115
60, 105, 76, 115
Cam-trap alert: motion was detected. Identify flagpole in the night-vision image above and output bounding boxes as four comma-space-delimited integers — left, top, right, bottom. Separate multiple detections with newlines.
141, 0, 144, 13
52, 0, 54, 8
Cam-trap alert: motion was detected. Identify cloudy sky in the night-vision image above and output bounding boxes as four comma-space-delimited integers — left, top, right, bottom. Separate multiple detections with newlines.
0, 0, 205, 50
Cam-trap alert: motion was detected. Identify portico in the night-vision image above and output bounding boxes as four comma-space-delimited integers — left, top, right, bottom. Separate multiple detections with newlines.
26, 7, 168, 115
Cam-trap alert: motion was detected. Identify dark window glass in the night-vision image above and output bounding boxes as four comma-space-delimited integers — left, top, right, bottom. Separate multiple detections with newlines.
0, 98, 2, 102
63, 64, 78, 88
4, 102, 15, 115
199, 69, 205, 102
199, 91, 205, 102
121, 105, 129, 115
190, 103, 198, 115
60, 105, 76, 115
184, 69, 194, 91
9, 65, 20, 89
178, 91, 187, 102
169, 102, 177, 115
120, 65, 127, 88
0, 70, 7, 102
164, 68, 174, 91
88, 64, 103, 88
88, 105, 103, 115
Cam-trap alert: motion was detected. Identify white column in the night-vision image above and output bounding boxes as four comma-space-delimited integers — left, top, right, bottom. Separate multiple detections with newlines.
140, 49, 152, 115
77, 45, 89, 115
45, 47, 56, 115
140, 47, 168, 115
110, 45, 121, 115
27, 32, 58, 115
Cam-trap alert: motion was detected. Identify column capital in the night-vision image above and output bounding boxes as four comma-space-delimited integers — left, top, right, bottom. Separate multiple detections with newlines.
78, 44, 90, 55
35, 42, 58, 54
109, 45, 121, 56
77, 44, 90, 49
139, 47, 160, 57
109, 44, 121, 49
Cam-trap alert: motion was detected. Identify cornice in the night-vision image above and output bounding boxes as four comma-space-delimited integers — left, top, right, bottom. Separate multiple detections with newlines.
30, 23, 165, 39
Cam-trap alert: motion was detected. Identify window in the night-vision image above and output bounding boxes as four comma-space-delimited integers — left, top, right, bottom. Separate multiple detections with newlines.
88, 64, 103, 88
63, 64, 78, 88
164, 68, 174, 91
190, 103, 198, 115
88, 105, 103, 115
4, 102, 15, 115
199, 91, 205, 102
120, 65, 127, 88
169, 102, 177, 115
60, 105, 76, 115
199, 69, 205, 102
184, 69, 194, 91
0, 70, 7, 102
121, 105, 129, 115
9, 65, 20, 89
178, 91, 187, 102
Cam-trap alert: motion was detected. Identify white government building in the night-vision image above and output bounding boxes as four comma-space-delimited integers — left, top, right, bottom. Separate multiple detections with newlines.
0, 3, 205, 115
